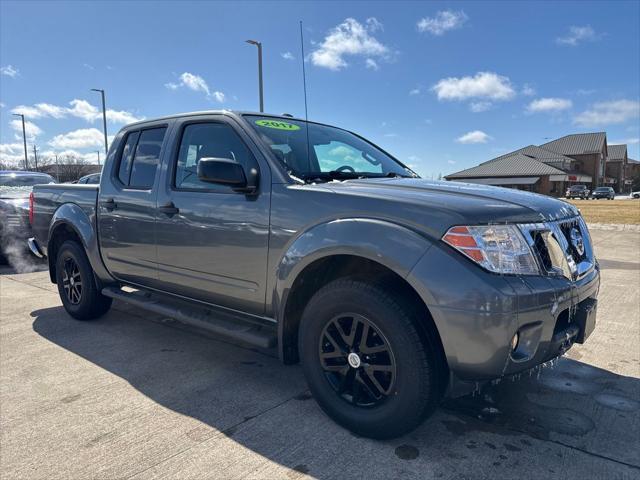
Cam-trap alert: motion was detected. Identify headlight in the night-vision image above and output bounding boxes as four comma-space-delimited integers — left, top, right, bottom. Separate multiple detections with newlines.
442, 225, 540, 275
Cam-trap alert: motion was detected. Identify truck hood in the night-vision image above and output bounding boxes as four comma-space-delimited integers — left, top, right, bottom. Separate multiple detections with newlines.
322, 178, 579, 234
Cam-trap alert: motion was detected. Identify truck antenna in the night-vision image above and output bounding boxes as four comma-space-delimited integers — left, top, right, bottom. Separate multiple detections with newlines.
300, 20, 311, 173
300, 20, 309, 123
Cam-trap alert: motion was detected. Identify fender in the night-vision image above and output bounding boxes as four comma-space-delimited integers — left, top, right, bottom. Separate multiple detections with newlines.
47, 203, 114, 285
273, 218, 434, 360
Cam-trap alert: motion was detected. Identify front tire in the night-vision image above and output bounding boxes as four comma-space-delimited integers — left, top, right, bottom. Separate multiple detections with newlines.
298, 279, 443, 439
55, 241, 112, 320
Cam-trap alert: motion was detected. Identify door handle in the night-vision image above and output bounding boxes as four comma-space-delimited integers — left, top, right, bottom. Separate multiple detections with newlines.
158, 202, 179, 215
100, 198, 116, 210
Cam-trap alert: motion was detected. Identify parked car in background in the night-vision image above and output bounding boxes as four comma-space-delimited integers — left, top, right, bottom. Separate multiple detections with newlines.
631, 191, 640, 199
76, 173, 101, 184
591, 187, 615, 200
29, 111, 600, 439
0, 170, 56, 261
566, 184, 590, 199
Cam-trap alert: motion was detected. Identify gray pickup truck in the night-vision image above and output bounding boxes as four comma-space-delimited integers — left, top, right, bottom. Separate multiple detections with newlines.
29, 111, 599, 439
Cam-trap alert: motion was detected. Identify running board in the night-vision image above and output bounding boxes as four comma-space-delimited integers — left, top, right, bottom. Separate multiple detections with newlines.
101, 286, 277, 349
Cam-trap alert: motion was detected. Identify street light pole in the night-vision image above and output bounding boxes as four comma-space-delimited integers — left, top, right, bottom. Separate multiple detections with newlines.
12, 113, 29, 170
91, 88, 109, 155
96, 150, 101, 166
32, 144, 39, 171
246, 40, 264, 112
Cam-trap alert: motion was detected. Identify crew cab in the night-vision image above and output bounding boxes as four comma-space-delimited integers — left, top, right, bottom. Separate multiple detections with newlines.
28, 111, 600, 439
566, 184, 590, 199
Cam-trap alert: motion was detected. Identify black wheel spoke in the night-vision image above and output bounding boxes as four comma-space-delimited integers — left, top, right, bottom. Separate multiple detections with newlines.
61, 256, 82, 305
319, 313, 396, 408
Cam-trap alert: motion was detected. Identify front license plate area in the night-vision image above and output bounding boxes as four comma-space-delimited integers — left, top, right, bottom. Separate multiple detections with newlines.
574, 298, 597, 344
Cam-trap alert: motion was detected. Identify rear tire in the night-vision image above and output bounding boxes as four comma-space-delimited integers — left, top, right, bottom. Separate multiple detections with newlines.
298, 279, 443, 439
55, 241, 112, 320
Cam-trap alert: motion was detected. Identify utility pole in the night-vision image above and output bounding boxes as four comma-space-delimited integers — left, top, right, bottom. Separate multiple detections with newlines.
245, 40, 264, 112
55, 153, 60, 182
96, 150, 101, 166
12, 113, 29, 170
32, 145, 39, 171
91, 88, 109, 154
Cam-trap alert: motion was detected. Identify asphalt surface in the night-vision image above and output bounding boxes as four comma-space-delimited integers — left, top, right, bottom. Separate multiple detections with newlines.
1, 229, 638, 479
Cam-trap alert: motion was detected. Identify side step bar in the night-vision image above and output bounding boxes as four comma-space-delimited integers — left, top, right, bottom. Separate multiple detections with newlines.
102, 286, 277, 349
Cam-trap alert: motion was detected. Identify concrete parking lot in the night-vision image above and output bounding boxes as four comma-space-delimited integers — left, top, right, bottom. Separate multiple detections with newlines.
1, 228, 639, 480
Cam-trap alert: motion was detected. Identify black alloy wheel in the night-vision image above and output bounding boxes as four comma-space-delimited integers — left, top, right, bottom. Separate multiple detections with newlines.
61, 255, 83, 305
319, 313, 396, 407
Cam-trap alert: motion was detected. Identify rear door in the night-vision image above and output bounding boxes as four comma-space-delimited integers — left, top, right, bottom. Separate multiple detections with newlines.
154, 115, 271, 315
98, 123, 171, 286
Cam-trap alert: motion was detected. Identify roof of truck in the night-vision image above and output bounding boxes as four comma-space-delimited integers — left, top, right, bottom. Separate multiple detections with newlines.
126, 110, 309, 127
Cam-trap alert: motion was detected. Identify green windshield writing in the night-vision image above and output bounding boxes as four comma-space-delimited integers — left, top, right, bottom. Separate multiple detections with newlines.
255, 119, 300, 131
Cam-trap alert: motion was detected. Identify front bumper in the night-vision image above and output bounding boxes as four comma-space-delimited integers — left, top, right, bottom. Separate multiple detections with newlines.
408, 239, 600, 395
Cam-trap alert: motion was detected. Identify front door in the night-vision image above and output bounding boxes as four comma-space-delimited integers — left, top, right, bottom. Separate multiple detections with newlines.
154, 116, 271, 315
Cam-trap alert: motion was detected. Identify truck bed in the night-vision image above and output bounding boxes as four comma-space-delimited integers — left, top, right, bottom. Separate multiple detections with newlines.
31, 184, 99, 249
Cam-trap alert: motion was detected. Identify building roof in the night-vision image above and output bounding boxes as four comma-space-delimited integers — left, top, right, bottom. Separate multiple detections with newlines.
540, 132, 607, 155
481, 145, 575, 165
607, 144, 628, 162
446, 153, 566, 179
628, 158, 640, 165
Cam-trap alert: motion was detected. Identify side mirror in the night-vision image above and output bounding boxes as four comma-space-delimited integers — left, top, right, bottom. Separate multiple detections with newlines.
197, 157, 258, 194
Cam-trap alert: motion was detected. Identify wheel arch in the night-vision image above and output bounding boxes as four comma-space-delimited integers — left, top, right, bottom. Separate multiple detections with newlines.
274, 218, 447, 381
47, 203, 113, 285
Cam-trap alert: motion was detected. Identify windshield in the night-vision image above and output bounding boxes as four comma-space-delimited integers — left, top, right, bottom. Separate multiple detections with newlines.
0, 173, 56, 187
245, 115, 417, 182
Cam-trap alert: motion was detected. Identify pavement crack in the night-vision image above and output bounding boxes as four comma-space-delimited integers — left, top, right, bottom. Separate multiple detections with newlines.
447, 407, 640, 471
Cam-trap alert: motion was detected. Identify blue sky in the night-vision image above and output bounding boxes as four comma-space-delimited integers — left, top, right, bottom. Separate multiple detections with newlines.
1, 0, 639, 177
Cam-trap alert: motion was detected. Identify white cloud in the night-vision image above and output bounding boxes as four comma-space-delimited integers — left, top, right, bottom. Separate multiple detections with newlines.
49, 128, 105, 149
0, 65, 19, 77
447, 159, 457, 165
11, 99, 142, 124
10, 119, 42, 139
574, 99, 640, 127
0, 142, 27, 166
456, 130, 491, 144
470, 101, 492, 112
432, 72, 515, 101
409, 88, 421, 96
556, 25, 599, 46
417, 10, 468, 35
281, 52, 295, 60
522, 84, 536, 96
310, 18, 389, 71
365, 58, 379, 70
165, 72, 226, 102
526, 97, 573, 113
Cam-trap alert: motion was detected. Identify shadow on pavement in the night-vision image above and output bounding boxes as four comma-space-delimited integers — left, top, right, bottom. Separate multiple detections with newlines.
31, 304, 640, 475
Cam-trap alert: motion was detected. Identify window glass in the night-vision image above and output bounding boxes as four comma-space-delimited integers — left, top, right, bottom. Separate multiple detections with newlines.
175, 123, 255, 190
129, 127, 166, 188
118, 131, 140, 185
245, 115, 414, 181
314, 141, 383, 173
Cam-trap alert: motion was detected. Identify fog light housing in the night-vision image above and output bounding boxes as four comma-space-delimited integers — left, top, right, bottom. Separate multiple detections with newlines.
510, 332, 519, 352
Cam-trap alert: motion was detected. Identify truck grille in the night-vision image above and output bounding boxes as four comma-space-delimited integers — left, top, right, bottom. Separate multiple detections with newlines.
519, 216, 595, 280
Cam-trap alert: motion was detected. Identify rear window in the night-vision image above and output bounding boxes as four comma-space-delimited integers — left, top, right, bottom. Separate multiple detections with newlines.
116, 127, 166, 188
0, 174, 56, 186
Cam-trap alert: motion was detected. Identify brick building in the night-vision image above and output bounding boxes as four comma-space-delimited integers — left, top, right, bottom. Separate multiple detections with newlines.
446, 132, 635, 196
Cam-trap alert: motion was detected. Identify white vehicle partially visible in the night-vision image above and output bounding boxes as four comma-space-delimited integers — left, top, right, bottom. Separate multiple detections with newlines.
630, 191, 640, 199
